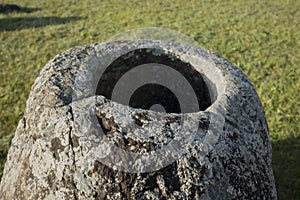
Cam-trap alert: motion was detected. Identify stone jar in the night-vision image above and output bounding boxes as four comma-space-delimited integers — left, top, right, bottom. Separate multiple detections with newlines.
0, 40, 277, 199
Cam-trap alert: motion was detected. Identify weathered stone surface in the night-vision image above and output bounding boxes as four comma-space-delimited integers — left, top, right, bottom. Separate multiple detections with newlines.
0, 40, 277, 199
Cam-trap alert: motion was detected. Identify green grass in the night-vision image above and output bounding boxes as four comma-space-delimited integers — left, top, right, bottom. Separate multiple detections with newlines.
0, 0, 299, 199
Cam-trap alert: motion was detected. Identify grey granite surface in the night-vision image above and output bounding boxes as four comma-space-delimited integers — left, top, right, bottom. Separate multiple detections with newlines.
0, 40, 276, 199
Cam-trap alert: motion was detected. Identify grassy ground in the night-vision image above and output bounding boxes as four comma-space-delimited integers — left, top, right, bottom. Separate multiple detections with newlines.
0, 0, 299, 199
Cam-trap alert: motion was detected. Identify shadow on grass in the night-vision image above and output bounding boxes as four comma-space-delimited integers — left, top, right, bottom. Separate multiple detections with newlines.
272, 136, 300, 200
0, 16, 82, 31
0, 4, 41, 14
19, 7, 42, 14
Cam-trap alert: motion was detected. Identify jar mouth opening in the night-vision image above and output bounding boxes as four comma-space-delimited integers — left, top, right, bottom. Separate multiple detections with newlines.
95, 47, 217, 114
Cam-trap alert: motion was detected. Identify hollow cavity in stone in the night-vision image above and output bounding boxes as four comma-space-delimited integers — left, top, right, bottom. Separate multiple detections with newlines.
96, 48, 212, 113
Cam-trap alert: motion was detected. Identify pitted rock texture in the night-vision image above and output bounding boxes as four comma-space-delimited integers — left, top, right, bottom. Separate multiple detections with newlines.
0, 40, 277, 199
